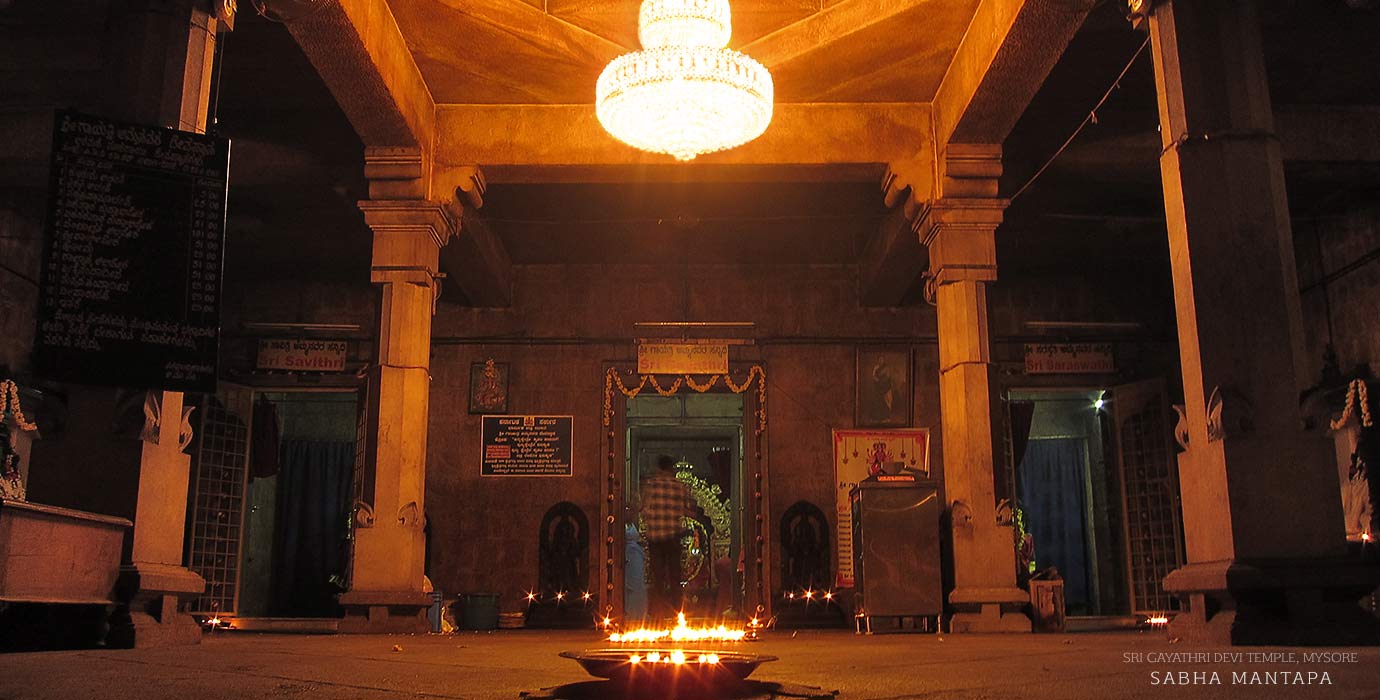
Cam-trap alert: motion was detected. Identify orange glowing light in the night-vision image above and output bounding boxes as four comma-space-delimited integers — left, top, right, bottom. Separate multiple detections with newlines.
607, 611, 748, 643
647, 651, 662, 662
749, 617, 759, 626
824, 591, 834, 601
629, 654, 642, 664
1365, 532, 1373, 543
582, 591, 592, 600
1147, 615, 1170, 625
526, 591, 537, 601
803, 589, 814, 600
670, 650, 686, 665
707, 653, 719, 664
602, 617, 613, 627
207, 617, 222, 627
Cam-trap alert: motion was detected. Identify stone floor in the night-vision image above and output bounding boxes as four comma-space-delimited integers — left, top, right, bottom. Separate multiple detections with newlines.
0, 629, 1376, 700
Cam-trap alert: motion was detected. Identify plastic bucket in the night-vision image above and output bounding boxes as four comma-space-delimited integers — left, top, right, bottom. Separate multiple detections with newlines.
460, 593, 500, 630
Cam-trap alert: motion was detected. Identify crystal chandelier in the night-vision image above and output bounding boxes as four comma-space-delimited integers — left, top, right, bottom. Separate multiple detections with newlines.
596, 0, 773, 161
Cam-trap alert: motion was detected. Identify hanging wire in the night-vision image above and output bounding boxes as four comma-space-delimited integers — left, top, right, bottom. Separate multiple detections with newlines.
1008, 35, 1151, 204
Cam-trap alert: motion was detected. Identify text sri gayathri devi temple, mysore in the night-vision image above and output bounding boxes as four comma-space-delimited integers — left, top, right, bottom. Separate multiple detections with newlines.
3, 0, 1380, 698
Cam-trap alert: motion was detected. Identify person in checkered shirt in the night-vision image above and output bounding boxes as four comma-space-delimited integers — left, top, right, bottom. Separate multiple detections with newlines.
641, 454, 695, 619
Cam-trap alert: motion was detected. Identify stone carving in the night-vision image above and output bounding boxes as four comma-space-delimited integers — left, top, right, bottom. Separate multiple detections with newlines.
1206, 385, 1254, 442
779, 501, 829, 593
1172, 404, 1189, 450
141, 391, 161, 444
178, 406, 196, 453
951, 499, 974, 528
398, 501, 421, 528
354, 500, 376, 528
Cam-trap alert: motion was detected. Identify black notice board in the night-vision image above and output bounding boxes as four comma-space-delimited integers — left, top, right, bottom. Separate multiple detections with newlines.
481, 415, 573, 477
33, 110, 230, 394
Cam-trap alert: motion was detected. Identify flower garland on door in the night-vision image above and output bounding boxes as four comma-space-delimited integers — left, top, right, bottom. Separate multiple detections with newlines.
0, 380, 38, 501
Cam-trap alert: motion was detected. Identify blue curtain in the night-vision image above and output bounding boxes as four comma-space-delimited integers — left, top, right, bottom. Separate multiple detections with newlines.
1018, 438, 1091, 612
271, 439, 354, 617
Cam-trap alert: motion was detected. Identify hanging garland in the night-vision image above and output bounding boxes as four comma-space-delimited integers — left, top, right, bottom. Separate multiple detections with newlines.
1, 380, 39, 502
1332, 379, 1373, 430
603, 365, 767, 434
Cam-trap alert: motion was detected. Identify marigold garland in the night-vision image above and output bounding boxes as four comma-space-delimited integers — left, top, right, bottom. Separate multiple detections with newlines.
1332, 379, 1373, 431
603, 366, 767, 434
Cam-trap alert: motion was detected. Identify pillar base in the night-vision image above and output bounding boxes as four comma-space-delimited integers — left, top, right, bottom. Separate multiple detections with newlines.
948, 586, 1031, 633
107, 563, 205, 649
1164, 559, 1380, 646
338, 590, 431, 634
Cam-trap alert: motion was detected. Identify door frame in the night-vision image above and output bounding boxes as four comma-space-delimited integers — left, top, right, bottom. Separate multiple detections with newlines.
599, 362, 770, 624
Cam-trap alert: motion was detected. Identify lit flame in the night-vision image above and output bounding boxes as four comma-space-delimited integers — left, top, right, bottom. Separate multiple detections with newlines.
629, 654, 642, 664
583, 591, 592, 601
1364, 532, 1373, 543
824, 591, 834, 601
556, 592, 565, 601
670, 650, 686, 665
207, 617, 222, 627
647, 651, 662, 663
1147, 615, 1170, 626
608, 611, 748, 643
803, 589, 814, 600
526, 591, 538, 602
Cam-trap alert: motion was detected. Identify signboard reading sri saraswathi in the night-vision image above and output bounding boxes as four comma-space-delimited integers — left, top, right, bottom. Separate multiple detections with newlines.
481, 415, 573, 477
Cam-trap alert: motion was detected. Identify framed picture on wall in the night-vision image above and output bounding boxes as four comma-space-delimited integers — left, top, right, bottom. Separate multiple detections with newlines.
856, 348, 912, 427
469, 359, 509, 414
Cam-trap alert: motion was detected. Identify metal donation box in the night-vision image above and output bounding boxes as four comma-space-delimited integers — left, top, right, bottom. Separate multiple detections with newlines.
850, 478, 942, 630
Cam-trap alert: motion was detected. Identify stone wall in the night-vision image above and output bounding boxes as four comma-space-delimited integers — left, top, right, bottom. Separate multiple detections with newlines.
421, 263, 1178, 610
1296, 205, 1380, 382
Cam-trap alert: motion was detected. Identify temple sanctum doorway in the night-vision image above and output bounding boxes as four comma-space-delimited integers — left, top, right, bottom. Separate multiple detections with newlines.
600, 365, 770, 626
623, 393, 745, 621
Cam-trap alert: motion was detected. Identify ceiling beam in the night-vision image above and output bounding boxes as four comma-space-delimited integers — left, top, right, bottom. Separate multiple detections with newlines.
1276, 105, 1380, 163
859, 206, 928, 307
286, 0, 436, 152
432, 103, 932, 179
741, 0, 934, 69
441, 206, 513, 308
932, 0, 1095, 149
435, 0, 630, 56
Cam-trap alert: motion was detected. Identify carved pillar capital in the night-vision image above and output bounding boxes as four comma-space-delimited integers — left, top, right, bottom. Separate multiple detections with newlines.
914, 198, 1006, 284
360, 199, 459, 285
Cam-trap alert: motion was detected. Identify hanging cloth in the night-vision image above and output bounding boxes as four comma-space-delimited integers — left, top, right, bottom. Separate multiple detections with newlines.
250, 397, 282, 480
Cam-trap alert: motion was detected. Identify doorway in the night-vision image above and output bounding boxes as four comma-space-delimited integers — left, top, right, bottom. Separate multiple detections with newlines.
1008, 388, 1125, 617
623, 393, 745, 621
186, 388, 360, 623
237, 390, 358, 619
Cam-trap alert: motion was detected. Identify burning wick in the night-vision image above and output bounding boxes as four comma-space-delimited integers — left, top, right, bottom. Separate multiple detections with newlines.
582, 592, 592, 601
608, 611, 747, 643
824, 591, 834, 601
601, 617, 613, 627
629, 654, 642, 664
647, 652, 662, 663
670, 650, 686, 665
803, 589, 814, 600
749, 617, 760, 627
1147, 615, 1170, 626
526, 591, 538, 602
556, 592, 565, 601
1364, 532, 1373, 543
207, 617, 222, 627
697, 653, 720, 664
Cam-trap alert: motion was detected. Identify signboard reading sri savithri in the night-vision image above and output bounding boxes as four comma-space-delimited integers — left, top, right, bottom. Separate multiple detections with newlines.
481, 415, 573, 477
33, 110, 229, 393
256, 339, 348, 372
637, 343, 729, 375
1023, 343, 1115, 375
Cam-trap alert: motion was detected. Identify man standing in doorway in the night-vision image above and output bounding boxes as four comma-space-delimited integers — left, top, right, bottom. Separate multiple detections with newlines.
642, 455, 695, 620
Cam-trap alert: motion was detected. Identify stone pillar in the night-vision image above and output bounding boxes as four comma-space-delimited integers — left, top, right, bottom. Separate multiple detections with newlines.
339, 189, 456, 633
105, 0, 230, 649
1148, 0, 1380, 645
108, 391, 205, 648
916, 145, 1029, 633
